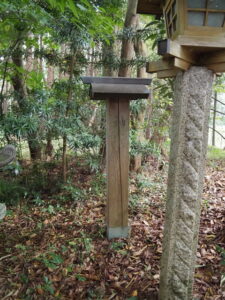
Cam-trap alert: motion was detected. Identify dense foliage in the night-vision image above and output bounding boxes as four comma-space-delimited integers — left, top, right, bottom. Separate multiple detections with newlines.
0, 1, 225, 299
0, 0, 173, 186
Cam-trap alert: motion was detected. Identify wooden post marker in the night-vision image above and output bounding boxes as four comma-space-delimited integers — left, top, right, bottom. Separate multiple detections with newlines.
81, 77, 151, 239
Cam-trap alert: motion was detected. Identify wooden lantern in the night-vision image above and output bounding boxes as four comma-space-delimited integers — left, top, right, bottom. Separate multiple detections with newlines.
137, 0, 225, 77
165, 0, 225, 47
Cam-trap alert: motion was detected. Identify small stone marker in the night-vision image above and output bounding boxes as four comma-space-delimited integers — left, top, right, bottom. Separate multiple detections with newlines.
159, 67, 213, 300
0, 145, 16, 167
0, 203, 6, 220
81, 76, 151, 239
0, 145, 16, 221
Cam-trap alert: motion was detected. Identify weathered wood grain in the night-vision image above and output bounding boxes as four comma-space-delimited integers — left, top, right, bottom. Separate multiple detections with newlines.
106, 99, 130, 239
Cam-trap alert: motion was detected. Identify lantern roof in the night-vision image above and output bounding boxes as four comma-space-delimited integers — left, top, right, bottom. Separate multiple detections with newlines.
137, 0, 163, 15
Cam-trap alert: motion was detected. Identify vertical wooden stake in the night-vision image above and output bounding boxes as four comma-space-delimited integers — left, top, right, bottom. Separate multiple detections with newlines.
81, 76, 151, 239
106, 98, 130, 239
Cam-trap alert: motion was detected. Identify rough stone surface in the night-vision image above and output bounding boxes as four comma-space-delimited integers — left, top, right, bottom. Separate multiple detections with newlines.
159, 67, 214, 300
0, 144, 16, 167
0, 203, 6, 220
107, 226, 130, 239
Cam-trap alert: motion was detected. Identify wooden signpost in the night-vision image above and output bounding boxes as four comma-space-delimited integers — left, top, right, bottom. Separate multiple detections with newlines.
81, 76, 151, 239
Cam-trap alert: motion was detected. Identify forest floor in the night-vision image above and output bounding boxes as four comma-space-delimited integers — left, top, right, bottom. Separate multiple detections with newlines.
0, 155, 225, 300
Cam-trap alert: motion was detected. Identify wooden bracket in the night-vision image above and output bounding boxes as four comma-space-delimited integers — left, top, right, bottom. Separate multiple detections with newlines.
174, 57, 191, 71
147, 58, 175, 73
147, 38, 225, 78
205, 63, 225, 73
157, 69, 179, 79
146, 56, 191, 78
200, 49, 225, 72
146, 39, 195, 78
158, 39, 197, 64
200, 49, 225, 65
137, 0, 162, 15
155, 39, 225, 76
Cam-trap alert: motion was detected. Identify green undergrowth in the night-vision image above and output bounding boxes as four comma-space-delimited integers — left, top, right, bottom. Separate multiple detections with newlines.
207, 146, 225, 161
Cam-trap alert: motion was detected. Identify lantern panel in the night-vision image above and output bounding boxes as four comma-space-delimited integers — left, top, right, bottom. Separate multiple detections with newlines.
208, 12, 225, 27
187, 0, 225, 28
188, 12, 205, 26
187, 0, 206, 9
208, 0, 225, 10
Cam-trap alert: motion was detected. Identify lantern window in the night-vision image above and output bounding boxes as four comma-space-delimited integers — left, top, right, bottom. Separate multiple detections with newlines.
208, 0, 225, 10
187, 0, 225, 28
188, 0, 206, 9
165, 0, 177, 38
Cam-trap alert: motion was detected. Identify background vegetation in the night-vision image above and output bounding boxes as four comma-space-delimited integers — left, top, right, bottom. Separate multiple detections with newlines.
0, 0, 225, 299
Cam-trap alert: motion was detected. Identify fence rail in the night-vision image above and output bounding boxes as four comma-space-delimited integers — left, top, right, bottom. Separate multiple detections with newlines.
210, 94, 225, 145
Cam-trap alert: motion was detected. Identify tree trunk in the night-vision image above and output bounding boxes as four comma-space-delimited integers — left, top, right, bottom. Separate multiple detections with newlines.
118, 0, 138, 171
11, 42, 42, 160
47, 65, 54, 87
39, 35, 44, 75
27, 135, 42, 160
118, 0, 138, 77
212, 91, 217, 146
59, 44, 66, 80
102, 41, 116, 77
25, 33, 33, 72
44, 133, 54, 160
62, 50, 76, 182
132, 16, 150, 172
98, 40, 117, 171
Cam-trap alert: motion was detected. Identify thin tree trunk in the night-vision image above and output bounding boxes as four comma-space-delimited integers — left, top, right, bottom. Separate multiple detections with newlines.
39, 35, 44, 75
102, 41, 115, 77
59, 44, 66, 80
212, 91, 217, 146
98, 40, 117, 171
88, 47, 95, 76
118, 0, 138, 77
133, 16, 149, 172
47, 65, 54, 87
62, 50, 76, 182
45, 133, 54, 160
45, 65, 55, 160
11, 42, 42, 160
118, 0, 138, 171
25, 33, 34, 72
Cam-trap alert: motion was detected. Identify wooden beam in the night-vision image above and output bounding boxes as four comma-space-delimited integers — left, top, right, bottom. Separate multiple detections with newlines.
158, 39, 197, 64
177, 36, 225, 49
157, 69, 180, 79
81, 76, 151, 85
147, 58, 174, 73
90, 83, 150, 100
174, 57, 191, 71
137, 0, 163, 15
200, 49, 225, 65
205, 63, 225, 73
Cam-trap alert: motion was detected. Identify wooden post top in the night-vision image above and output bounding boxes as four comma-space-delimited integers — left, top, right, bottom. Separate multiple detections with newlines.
81, 76, 151, 100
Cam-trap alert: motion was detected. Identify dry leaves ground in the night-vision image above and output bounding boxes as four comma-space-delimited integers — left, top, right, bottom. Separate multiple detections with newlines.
0, 157, 224, 299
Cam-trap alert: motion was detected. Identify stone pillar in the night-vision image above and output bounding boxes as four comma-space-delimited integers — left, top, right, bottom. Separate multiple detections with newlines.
159, 67, 214, 300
